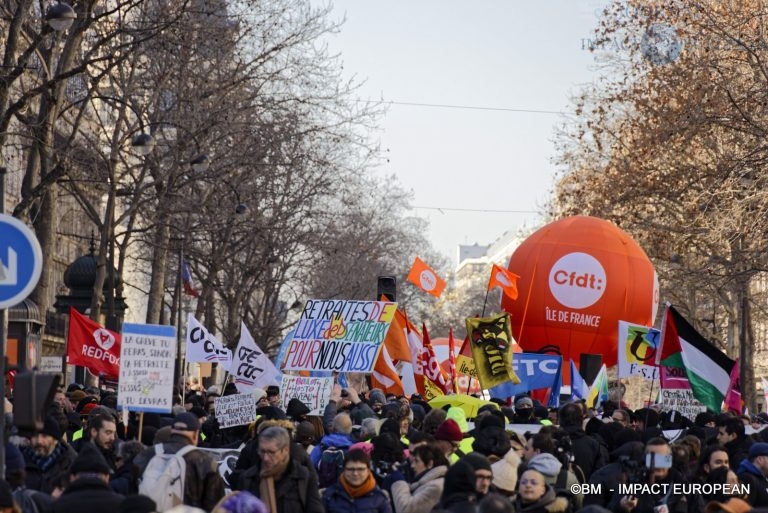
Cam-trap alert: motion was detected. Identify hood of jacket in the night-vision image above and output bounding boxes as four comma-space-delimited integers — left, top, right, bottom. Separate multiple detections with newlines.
320, 433, 354, 449
737, 458, 763, 477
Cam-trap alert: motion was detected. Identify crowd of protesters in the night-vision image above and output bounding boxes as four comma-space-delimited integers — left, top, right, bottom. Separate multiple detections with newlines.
4, 378, 768, 513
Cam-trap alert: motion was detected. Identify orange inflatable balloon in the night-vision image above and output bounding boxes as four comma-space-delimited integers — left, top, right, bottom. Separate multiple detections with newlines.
501, 216, 659, 367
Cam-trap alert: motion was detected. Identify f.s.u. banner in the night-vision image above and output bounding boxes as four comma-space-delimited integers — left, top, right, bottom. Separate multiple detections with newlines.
282, 299, 397, 373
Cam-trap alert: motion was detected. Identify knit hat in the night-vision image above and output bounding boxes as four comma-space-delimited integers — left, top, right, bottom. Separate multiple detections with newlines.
121, 494, 157, 513
379, 418, 400, 438
71, 443, 111, 475
446, 406, 469, 431
251, 388, 266, 403
0, 480, 12, 508
368, 389, 386, 406
441, 460, 477, 498
76, 396, 99, 413
461, 452, 492, 472
492, 446, 521, 493
80, 402, 99, 416
749, 443, 768, 458
40, 416, 62, 439
472, 426, 511, 459
255, 406, 287, 421
477, 410, 506, 431
5, 442, 24, 473
285, 398, 310, 421
295, 421, 317, 443
212, 491, 268, 513
434, 419, 463, 443
514, 396, 533, 410
172, 412, 200, 432
68, 389, 87, 404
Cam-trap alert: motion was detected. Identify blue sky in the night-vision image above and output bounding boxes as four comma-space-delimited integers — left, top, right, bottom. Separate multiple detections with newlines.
317, 1, 607, 263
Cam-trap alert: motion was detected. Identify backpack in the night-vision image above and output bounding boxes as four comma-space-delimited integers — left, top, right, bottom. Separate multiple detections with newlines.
317, 445, 346, 488
138, 444, 197, 511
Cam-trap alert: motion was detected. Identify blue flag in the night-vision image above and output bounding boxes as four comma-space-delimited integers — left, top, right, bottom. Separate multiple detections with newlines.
489, 353, 562, 399
570, 359, 590, 400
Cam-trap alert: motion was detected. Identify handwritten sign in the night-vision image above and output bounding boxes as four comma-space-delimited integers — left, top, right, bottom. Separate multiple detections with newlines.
279, 374, 333, 415
659, 388, 707, 420
214, 393, 257, 428
282, 299, 397, 373
118, 323, 176, 413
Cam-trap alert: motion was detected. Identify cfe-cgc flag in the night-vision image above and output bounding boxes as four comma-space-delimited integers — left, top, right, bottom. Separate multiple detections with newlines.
465, 313, 520, 389
229, 321, 279, 393
487, 263, 519, 301
185, 314, 232, 366
66, 307, 121, 379
407, 257, 446, 298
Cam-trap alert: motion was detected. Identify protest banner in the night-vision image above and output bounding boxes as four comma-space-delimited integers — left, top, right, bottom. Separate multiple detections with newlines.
279, 374, 333, 415
229, 322, 279, 393
118, 323, 176, 413
282, 299, 397, 373
489, 353, 562, 400
186, 314, 232, 366
659, 388, 707, 420
617, 321, 659, 380
213, 393, 258, 428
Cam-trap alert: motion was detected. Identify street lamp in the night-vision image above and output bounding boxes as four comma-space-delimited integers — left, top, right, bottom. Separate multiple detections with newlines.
45, 2, 77, 32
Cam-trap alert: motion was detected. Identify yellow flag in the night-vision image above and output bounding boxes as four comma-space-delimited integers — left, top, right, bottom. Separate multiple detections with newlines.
465, 313, 520, 389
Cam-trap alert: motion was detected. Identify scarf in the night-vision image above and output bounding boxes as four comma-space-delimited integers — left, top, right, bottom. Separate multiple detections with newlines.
259, 457, 290, 513
23, 443, 65, 472
340, 471, 377, 499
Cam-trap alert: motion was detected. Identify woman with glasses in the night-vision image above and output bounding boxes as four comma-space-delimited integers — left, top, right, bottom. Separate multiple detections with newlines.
322, 449, 392, 513
513, 469, 570, 513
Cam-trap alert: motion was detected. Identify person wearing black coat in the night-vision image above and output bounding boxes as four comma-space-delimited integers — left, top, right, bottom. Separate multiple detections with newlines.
558, 403, 607, 481
52, 443, 124, 513
430, 459, 479, 513
583, 442, 645, 508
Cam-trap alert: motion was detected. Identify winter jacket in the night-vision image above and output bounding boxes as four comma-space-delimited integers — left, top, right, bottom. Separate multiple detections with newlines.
322, 481, 392, 513
560, 426, 607, 482
240, 457, 325, 513
390, 465, 447, 513
135, 434, 225, 511
736, 458, 768, 507
725, 436, 754, 471
108, 461, 138, 495
234, 440, 316, 486
52, 477, 124, 513
514, 486, 570, 513
311, 433, 356, 467
22, 442, 78, 494
606, 468, 703, 513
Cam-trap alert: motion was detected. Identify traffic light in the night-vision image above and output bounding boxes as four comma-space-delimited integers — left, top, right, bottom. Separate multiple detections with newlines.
13, 371, 59, 433
377, 276, 396, 302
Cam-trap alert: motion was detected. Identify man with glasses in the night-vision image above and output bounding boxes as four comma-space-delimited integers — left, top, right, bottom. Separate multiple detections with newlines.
612, 409, 631, 427
239, 426, 324, 513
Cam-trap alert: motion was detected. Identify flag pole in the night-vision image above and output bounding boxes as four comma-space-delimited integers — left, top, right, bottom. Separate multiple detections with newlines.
481, 289, 490, 317
517, 263, 537, 344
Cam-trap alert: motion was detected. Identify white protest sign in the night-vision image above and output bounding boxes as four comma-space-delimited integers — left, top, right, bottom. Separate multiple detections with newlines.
214, 393, 258, 428
279, 374, 333, 415
659, 388, 707, 421
118, 323, 176, 413
39, 355, 64, 374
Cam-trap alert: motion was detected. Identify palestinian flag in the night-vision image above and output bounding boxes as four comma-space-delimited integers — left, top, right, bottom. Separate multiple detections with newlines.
657, 304, 735, 412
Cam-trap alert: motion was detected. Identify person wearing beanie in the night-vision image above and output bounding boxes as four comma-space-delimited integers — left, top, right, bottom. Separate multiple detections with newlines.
368, 389, 386, 415
525, 452, 582, 509
433, 419, 465, 460
5, 442, 52, 513
491, 447, 521, 497
472, 426, 511, 463
445, 407, 474, 458
460, 452, 494, 498
52, 443, 124, 513
322, 449, 392, 513
431, 459, 480, 513
20, 416, 78, 494
285, 398, 311, 423
512, 396, 537, 424
736, 442, 768, 507
135, 412, 225, 511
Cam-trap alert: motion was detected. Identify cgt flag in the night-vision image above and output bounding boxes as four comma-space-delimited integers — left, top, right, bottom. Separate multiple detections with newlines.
66, 307, 121, 379
487, 263, 519, 301
407, 257, 446, 298
465, 313, 520, 389
229, 322, 279, 393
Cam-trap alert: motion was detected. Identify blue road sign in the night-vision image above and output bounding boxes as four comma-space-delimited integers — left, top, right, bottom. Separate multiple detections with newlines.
0, 214, 42, 309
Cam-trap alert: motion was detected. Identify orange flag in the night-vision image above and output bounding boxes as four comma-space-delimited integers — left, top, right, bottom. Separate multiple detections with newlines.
371, 345, 404, 396
382, 308, 413, 362
407, 257, 446, 298
488, 263, 519, 300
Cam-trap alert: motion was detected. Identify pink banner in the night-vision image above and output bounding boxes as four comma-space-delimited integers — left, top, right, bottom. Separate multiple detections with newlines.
659, 365, 691, 389
724, 359, 742, 413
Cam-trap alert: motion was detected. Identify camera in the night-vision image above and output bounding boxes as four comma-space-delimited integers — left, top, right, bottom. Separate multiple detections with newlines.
620, 456, 649, 485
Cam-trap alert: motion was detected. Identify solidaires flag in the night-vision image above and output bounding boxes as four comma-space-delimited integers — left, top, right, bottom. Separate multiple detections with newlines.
658, 304, 735, 412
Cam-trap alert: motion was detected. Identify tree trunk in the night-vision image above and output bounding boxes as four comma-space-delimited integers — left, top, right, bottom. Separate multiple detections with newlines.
145, 222, 170, 324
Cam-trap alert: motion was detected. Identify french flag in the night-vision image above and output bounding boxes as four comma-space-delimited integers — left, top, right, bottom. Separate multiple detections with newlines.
182, 261, 200, 298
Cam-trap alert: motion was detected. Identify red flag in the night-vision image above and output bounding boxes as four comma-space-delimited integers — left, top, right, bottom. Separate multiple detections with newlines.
66, 307, 121, 379
448, 328, 458, 393
725, 358, 742, 414
421, 323, 451, 396
487, 263, 519, 300
407, 257, 446, 298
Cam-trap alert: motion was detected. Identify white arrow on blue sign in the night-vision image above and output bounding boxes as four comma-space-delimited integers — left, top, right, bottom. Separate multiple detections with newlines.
0, 214, 42, 309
